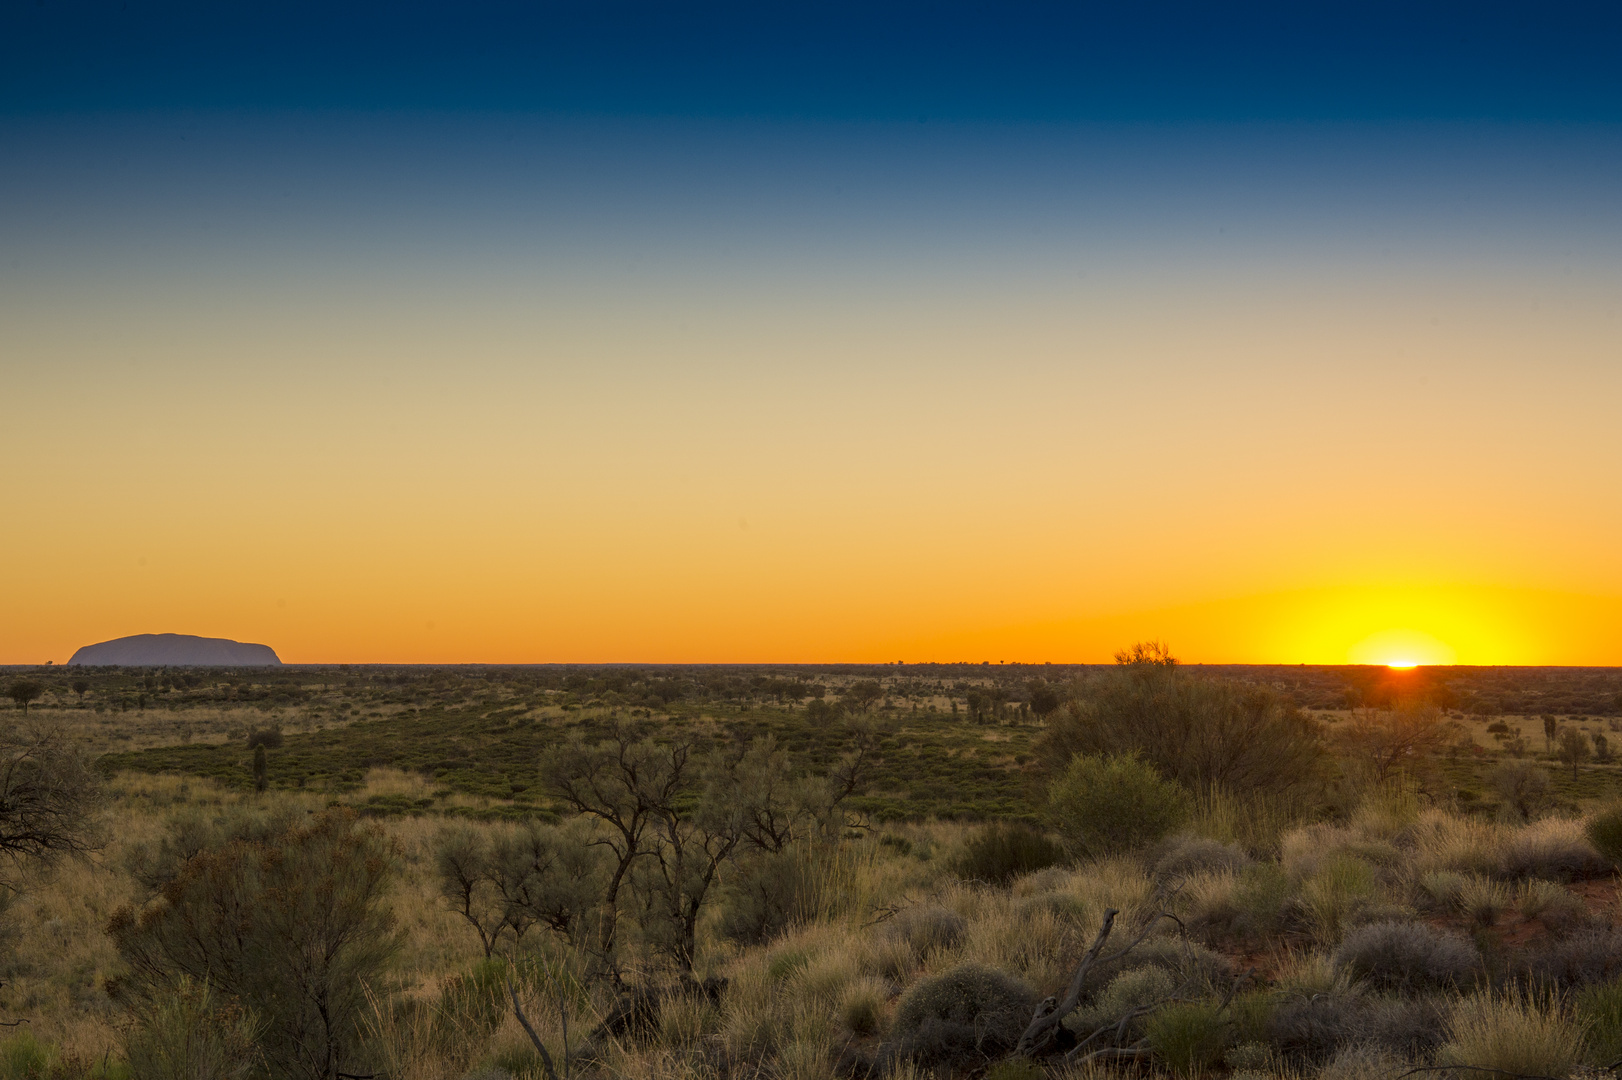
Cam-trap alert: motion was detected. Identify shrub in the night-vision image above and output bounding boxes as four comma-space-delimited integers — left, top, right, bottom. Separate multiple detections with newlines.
122, 977, 261, 1080
246, 727, 284, 751
1458, 875, 1512, 927
1300, 853, 1378, 942
1036, 658, 1325, 799
1049, 754, 1191, 859
950, 821, 1065, 885
883, 905, 967, 960
1522, 926, 1622, 988
1516, 878, 1589, 932
1319, 1045, 1412, 1080
1489, 760, 1552, 820
107, 809, 398, 1080
887, 963, 1037, 1070
718, 844, 859, 947
1082, 934, 1231, 997
1586, 803, 1622, 865
0, 1032, 55, 1080
1068, 966, 1178, 1046
838, 978, 887, 1037
1230, 863, 1293, 938
1332, 920, 1479, 992
1361, 995, 1449, 1058
718, 850, 815, 946
1438, 989, 1584, 1080
1145, 1001, 1230, 1077
1576, 978, 1622, 1065
1500, 818, 1608, 881
1267, 991, 1364, 1065
1153, 835, 1251, 882
1417, 870, 1467, 912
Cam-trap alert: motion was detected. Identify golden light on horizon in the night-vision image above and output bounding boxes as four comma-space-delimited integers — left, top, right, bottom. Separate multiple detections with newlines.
1346, 628, 1458, 668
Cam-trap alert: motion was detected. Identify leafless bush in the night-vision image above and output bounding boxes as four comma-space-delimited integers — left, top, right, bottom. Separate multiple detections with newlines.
0, 719, 100, 886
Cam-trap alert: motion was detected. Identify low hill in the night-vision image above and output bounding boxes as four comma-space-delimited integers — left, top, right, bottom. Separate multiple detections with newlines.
67, 633, 281, 667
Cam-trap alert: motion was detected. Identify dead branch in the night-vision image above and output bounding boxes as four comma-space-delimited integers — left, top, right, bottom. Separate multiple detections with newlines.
1014, 906, 1120, 1056
1394, 1068, 1572, 1080
509, 979, 562, 1080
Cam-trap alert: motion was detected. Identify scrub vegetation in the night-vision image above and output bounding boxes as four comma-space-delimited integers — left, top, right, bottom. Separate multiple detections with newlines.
3, 653, 1622, 1078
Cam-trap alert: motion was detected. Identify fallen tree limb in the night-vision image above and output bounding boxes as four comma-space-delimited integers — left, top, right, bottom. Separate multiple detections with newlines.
1014, 907, 1117, 1056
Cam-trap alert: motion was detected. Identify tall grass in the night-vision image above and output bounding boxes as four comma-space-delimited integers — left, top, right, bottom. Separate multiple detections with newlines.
1438, 988, 1586, 1080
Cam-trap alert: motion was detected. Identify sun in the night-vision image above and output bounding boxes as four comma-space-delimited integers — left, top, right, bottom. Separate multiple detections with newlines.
1347, 628, 1456, 667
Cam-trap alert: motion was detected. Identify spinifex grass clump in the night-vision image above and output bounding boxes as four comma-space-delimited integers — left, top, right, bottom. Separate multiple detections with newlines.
950, 821, 1066, 885
1438, 989, 1585, 1080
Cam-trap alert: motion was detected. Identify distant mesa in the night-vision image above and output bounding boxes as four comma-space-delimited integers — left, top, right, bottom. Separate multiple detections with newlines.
66, 633, 282, 667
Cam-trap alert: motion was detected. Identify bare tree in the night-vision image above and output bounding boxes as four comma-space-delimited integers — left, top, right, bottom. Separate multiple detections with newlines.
0, 720, 100, 885
1335, 705, 1460, 785
543, 727, 685, 977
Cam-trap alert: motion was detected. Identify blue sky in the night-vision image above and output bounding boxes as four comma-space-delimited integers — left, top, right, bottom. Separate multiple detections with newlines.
5, 1, 1621, 122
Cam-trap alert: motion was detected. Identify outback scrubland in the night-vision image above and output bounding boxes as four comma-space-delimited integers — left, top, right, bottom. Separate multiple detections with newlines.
3, 652, 1622, 1080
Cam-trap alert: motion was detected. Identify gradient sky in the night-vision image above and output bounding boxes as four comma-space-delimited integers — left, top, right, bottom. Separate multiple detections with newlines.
4, 2, 1621, 664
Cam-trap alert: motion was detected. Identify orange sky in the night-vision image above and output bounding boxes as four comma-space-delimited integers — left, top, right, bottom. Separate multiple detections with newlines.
4, 121, 1621, 665
6, 263, 1620, 665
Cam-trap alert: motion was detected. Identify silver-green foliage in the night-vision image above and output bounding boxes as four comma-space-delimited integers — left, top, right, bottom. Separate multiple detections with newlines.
1049, 754, 1191, 858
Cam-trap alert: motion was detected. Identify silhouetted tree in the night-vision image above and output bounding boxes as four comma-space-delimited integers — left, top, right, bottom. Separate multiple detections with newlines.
7, 681, 43, 714
70, 680, 89, 704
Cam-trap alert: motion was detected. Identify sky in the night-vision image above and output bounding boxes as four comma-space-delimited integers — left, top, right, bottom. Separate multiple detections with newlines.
3, 2, 1621, 665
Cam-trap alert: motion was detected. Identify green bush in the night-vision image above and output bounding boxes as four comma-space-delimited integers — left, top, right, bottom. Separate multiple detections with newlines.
718, 850, 818, 946
1145, 1001, 1230, 1077
122, 977, 261, 1080
1576, 978, 1622, 1065
1037, 658, 1325, 799
1049, 754, 1191, 858
0, 1032, 54, 1080
108, 809, 398, 1080
1587, 803, 1622, 865
950, 821, 1065, 884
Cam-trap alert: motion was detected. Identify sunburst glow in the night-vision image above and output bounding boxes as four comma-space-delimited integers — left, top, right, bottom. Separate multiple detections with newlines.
1347, 628, 1457, 667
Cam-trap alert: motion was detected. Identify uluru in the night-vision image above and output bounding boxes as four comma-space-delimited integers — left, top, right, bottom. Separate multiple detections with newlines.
66, 633, 282, 667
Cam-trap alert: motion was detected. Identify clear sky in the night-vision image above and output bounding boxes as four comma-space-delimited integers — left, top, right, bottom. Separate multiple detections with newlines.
3, 2, 1621, 665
